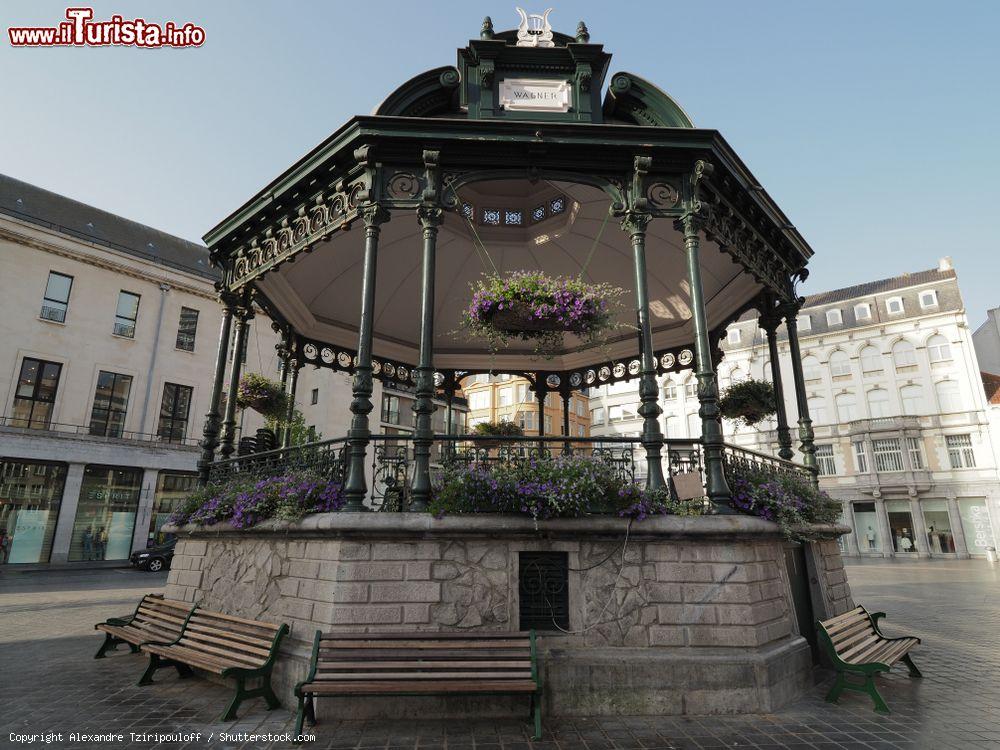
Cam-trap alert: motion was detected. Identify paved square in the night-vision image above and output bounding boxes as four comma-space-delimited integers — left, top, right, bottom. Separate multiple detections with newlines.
2, 559, 998, 749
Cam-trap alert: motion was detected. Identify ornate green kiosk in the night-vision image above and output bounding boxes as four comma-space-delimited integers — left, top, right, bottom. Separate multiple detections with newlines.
168, 12, 852, 722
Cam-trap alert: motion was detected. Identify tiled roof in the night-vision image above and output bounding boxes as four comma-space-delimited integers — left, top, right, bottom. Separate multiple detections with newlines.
802, 267, 956, 309
982, 371, 1000, 405
0, 173, 216, 280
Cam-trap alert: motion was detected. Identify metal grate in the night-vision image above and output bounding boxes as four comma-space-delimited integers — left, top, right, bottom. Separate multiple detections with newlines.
518, 551, 569, 631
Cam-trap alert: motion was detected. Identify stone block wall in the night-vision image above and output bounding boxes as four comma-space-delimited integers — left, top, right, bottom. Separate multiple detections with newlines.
164, 514, 850, 717
807, 538, 855, 618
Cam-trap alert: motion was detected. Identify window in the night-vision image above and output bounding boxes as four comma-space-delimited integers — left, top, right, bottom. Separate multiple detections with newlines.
577, 424, 585, 437
835, 392, 858, 422
89, 371, 133, 438
381, 394, 400, 424
854, 303, 871, 321
12, 358, 62, 429
664, 384, 678, 401
907, 437, 925, 470
935, 380, 962, 412
815, 444, 836, 476
469, 391, 489, 410
729, 367, 745, 384
148, 471, 198, 547
157, 383, 192, 441
807, 397, 827, 425
872, 438, 904, 472
826, 309, 843, 326
946, 434, 975, 468
830, 351, 851, 377
798, 314, 812, 331
519, 411, 534, 430
310, 388, 319, 405
686, 412, 701, 438
0, 460, 67, 563
591, 407, 605, 425
517, 384, 527, 403
663, 415, 677, 437
684, 383, 697, 398
68, 466, 142, 561
727, 328, 741, 345
802, 357, 821, 381
892, 340, 917, 369
860, 345, 883, 373
498, 388, 512, 407
927, 335, 952, 362
853, 441, 869, 473
544, 415, 552, 433
175, 307, 199, 351
40, 271, 73, 323
113, 291, 141, 338
576, 398, 584, 417
760, 360, 772, 382
919, 290, 938, 309
900, 385, 924, 415
866, 388, 891, 418
886, 297, 904, 315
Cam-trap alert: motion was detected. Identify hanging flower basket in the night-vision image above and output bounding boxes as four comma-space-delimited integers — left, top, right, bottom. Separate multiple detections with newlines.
718, 378, 777, 428
235, 373, 289, 423
461, 271, 626, 356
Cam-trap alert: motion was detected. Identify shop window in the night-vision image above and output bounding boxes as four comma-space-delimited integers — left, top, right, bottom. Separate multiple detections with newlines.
40, 271, 73, 323
12, 357, 62, 429
921, 500, 956, 554
147, 472, 198, 547
89, 371, 133, 438
946, 434, 975, 468
519, 552, 569, 631
815, 444, 836, 475
885, 499, 916, 553
158, 383, 192, 442
113, 291, 140, 338
0, 460, 67, 563
69, 466, 142, 561
175, 307, 199, 351
853, 502, 881, 553
958, 499, 995, 556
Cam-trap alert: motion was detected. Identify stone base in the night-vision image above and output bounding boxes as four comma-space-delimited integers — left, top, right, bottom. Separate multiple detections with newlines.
164, 513, 850, 718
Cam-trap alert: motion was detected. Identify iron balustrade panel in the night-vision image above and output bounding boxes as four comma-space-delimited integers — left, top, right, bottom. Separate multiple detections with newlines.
206, 437, 348, 487
519, 551, 570, 632
721, 442, 813, 484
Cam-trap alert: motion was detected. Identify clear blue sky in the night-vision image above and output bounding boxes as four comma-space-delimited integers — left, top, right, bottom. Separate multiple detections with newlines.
2, 1, 997, 325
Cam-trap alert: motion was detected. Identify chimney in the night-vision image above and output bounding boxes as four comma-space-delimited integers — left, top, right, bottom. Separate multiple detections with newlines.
939, 256, 953, 271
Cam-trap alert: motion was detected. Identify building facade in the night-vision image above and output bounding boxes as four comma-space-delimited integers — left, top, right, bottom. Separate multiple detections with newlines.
462, 374, 590, 438
0, 174, 279, 564
590, 258, 1000, 558
973, 306, 1000, 375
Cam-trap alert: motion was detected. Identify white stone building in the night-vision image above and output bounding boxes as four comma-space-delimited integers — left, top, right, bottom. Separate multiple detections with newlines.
590, 258, 1000, 559
0, 174, 281, 564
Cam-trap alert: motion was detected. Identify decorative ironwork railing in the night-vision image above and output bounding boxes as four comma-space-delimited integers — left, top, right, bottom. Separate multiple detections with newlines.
206, 437, 349, 487
721, 442, 814, 483
0, 414, 202, 447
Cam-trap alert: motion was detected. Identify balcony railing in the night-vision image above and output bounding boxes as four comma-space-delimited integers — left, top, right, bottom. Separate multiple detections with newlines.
721, 443, 815, 483
39, 305, 66, 323
0, 415, 201, 447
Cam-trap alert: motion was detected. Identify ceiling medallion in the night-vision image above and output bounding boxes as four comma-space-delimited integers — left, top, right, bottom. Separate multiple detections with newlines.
303, 343, 318, 360
515, 7, 554, 47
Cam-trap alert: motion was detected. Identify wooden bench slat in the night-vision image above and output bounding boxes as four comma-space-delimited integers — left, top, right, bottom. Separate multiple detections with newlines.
313, 671, 534, 681
833, 623, 879, 652
839, 633, 882, 663
317, 660, 533, 670
192, 608, 282, 632
187, 613, 276, 637
176, 637, 268, 666
820, 606, 866, 628
320, 639, 529, 649
143, 643, 259, 672
302, 679, 539, 695
183, 620, 275, 649
318, 648, 529, 660
826, 614, 872, 638
320, 631, 531, 640
179, 629, 273, 657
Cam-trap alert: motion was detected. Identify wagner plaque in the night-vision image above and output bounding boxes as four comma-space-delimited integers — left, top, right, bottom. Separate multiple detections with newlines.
498, 78, 571, 112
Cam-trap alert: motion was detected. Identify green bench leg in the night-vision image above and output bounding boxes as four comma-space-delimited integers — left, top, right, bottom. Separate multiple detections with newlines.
864, 675, 890, 715
220, 674, 280, 722
531, 692, 542, 740
293, 696, 306, 738
220, 676, 247, 722
824, 672, 847, 704
94, 633, 119, 659
137, 654, 162, 686
902, 654, 922, 678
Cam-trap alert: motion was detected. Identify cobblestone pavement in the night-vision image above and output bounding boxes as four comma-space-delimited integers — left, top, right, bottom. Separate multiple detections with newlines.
2, 559, 998, 750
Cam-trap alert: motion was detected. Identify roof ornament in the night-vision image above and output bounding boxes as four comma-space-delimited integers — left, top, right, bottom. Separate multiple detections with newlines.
575, 20, 589, 43
515, 7, 555, 47
481, 16, 495, 40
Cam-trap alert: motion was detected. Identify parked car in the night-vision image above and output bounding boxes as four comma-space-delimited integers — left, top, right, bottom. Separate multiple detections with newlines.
130, 538, 176, 572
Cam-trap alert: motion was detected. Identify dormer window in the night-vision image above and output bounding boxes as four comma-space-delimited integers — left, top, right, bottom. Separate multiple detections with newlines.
798, 314, 812, 331
826, 309, 843, 326
727, 328, 741, 345
854, 303, 871, 321
887, 297, 905, 315
919, 290, 938, 309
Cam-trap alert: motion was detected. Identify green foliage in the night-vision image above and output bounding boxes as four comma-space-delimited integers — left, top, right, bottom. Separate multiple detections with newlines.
266, 409, 317, 445
718, 378, 777, 427
729, 467, 840, 541
472, 419, 524, 437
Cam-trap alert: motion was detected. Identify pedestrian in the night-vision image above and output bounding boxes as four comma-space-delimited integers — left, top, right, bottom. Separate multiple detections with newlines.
0, 528, 10, 564
82, 527, 93, 560
95, 526, 107, 560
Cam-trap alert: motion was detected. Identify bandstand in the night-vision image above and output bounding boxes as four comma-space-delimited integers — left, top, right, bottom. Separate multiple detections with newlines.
167, 12, 852, 721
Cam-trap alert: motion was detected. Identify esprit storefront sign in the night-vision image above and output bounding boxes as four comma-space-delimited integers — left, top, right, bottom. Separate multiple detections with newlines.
499, 79, 571, 113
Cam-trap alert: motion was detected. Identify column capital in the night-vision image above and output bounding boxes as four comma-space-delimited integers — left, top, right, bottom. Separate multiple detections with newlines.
361, 202, 391, 228
620, 209, 651, 237
417, 205, 444, 229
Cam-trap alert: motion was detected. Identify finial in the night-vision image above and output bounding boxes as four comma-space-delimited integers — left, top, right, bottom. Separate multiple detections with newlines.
576, 20, 590, 43
481, 16, 495, 40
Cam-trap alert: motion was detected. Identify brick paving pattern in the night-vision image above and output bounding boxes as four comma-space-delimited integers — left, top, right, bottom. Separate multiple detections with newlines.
1, 559, 999, 749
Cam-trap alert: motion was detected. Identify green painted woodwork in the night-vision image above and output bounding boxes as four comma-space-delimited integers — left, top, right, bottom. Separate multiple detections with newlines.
198, 301, 234, 484
374, 66, 461, 118
759, 300, 794, 461
219, 298, 253, 460
603, 72, 695, 128
816, 607, 921, 715
782, 299, 820, 486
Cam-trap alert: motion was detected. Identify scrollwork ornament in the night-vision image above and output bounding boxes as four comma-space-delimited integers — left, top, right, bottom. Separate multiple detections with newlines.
388, 172, 421, 199
647, 182, 680, 209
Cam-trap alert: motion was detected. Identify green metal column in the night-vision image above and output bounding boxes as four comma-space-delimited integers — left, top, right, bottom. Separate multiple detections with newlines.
782, 299, 820, 486
677, 162, 731, 510
274, 324, 291, 446
281, 353, 299, 449
759, 302, 794, 461
343, 204, 390, 510
622, 208, 667, 492
535, 383, 547, 439
409, 204, 442, 511
219, 300, 252, 460
197, 295, 235, 485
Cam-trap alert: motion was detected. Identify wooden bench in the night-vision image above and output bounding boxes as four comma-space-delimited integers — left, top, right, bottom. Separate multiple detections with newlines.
294, 631, 543, 739
816, 605, 921, 714
94, 594, 194, 659
138, 608, 288, 721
